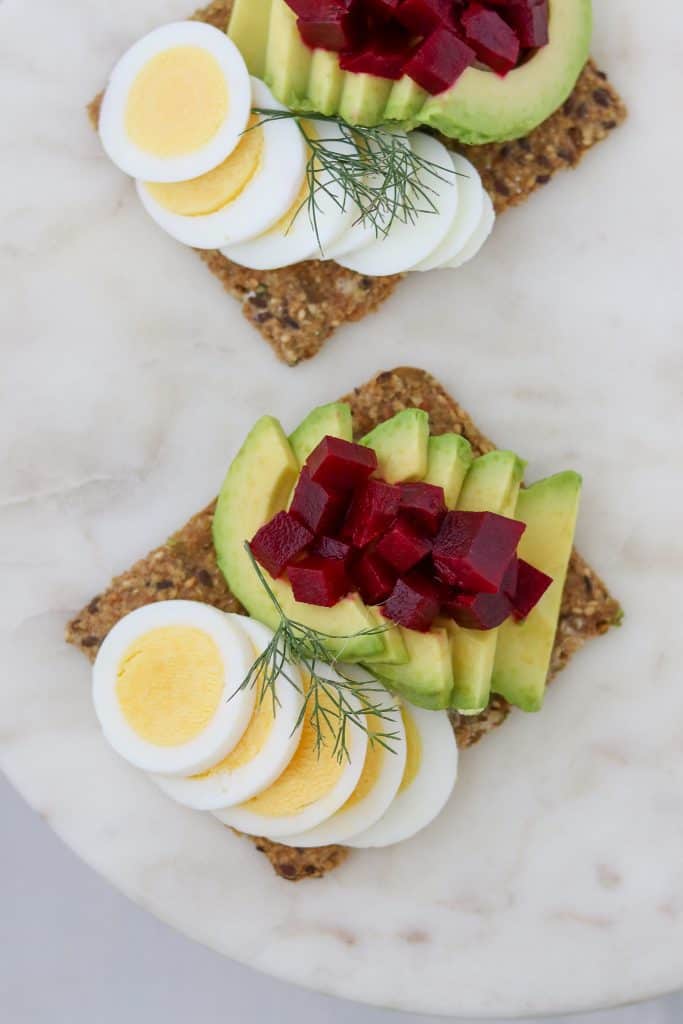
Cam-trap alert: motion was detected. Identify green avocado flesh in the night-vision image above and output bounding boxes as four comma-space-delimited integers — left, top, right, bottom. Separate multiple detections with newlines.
212, 415, 384, 661
228, 0, 592, 142
372, 626, 453, 710
492, 472, 581, 711
361, 408, 430, 484
289, 402, 353, 465
424, 433, 473, 508
449, 450, 525, 711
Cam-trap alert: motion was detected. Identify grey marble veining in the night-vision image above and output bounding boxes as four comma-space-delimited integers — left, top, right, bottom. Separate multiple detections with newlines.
1, 0, 682, 1018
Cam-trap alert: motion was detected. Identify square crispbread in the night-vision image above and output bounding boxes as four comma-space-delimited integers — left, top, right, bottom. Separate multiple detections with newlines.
88, 1, 626, 365
66, 367, 622, 881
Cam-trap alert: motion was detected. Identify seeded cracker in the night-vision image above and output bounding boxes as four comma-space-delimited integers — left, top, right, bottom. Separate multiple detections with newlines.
87, 1, 626, 366
67, 367, 622, 881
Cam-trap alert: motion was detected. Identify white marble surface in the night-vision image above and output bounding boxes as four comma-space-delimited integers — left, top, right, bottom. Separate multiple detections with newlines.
1, 0, 682, 1017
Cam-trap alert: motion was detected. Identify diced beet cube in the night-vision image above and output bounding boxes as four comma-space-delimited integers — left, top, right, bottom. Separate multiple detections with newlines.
365, 0, 403, 17
508, 558, 553, 620
289, 0, 360, 52
499, 0, 548, 48
288, 556, 352, 607
311, 535, 353, 566
351, 547, 397, 605
399, 481, 447, 535
376, 516, 432, 573
250, 511, 313, 579
383, 572, 442, 632
397, 0, 456, 34
340, 24, 416, 79
289, 468, 348, 537
460, 3, 520, 74
444, 589, 512, 630
342, 479, 401, 549
501, 554, 519, 598
404, 27, 475, 94
306, 436, 377, 492
433, 511, 525, 593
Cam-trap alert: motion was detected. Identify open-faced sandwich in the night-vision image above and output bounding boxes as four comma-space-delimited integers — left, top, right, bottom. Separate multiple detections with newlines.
67, 369, 622, 880
89, 0, 626, 363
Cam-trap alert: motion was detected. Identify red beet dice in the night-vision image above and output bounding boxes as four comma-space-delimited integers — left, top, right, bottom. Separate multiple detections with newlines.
290, 0, 360, 52
288, 556, 352, 607
376, 516, 432, 573
500, 0, 548, 47
343, 479, 401, 549
311, 535, 353, 566
399, 481, 447, 535
461, 3, 520, 74
508, 559, 553, 620
397, 0, 456, 34
444, 589, 512, 630
351, 547, 397, 604
404, 27, 475, 93
290, 468, 347, 537
250, 511, 313, 578
340, 24, 416, 79
433, 511, 525, 593
501, 554, 519, 598
306, 436, 377, 491
366, 0, 403, 17
383, 573, 442, 632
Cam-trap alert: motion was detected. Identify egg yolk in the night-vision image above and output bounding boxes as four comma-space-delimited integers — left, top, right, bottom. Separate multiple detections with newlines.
116, 626, 223, 746
399, 708, 422, 794
338, 716, 384, 811
125, 46, 228, 158
239, 678, 345, 817
193, 692, 274, 778
145, 116, 264, 216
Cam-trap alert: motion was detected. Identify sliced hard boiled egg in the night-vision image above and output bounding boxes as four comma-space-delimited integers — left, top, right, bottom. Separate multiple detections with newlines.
334, 132, 459, 277
346, 705, 458, 848
441, 190, 496, 270
276, 696, 407, 848
221, 120, 356, 270
153, 617, 305, 810
92, 601, 255, 777
214, 667, 368, 839
136, 79, 307, 250
415, 153, 485, 272
99, 22, 251, 183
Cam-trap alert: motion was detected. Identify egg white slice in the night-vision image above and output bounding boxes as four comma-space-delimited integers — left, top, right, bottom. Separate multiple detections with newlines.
334, 132, 459, 277
415, 153, 485, 271
153, 617, 305, 810
92, 601, 255, 777
221, 119, 356, 270
441, 189, 495, 270
345, 705, 458, 848
276, 698, 407, 848
136, 79, 307, 250
99, 22, 251, 183
214, 666, 368, 838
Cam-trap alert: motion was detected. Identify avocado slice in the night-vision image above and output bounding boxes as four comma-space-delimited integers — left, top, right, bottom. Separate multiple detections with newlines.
263, 0, 312, 110
361, 608, 409, 666
424, 433, 473, 508
418, 0, 592, 143
227, 0, 273, 80
492, 472, 582, 711
449, 450, 526, 711
289, 402, 353, 466
361, 408, 430, 484
372, 625, 453, 710
244, 0, 591, 143
307, 49, 346, 117
213, 415, 385, 661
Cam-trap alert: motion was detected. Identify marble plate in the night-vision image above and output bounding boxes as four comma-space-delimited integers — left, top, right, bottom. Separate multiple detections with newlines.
1, 0, 681, 1016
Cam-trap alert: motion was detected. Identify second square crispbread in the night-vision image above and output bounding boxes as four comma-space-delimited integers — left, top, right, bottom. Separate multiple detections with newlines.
88, 1, 626, 365
66, 367, 622, 882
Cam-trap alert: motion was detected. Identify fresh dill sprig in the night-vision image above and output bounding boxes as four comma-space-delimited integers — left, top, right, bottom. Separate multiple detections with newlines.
249, 109, 457, 253
232, 545, 402, 763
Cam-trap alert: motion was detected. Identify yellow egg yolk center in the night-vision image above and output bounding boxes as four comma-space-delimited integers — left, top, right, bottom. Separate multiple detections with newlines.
193, 663, 275, 777
145, 116, 264, 216
399, 708, 422, 794
339, 715, 384, 812
240, 677, 345, 817
125, 46, 228, 158
116, 626, 223, 746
